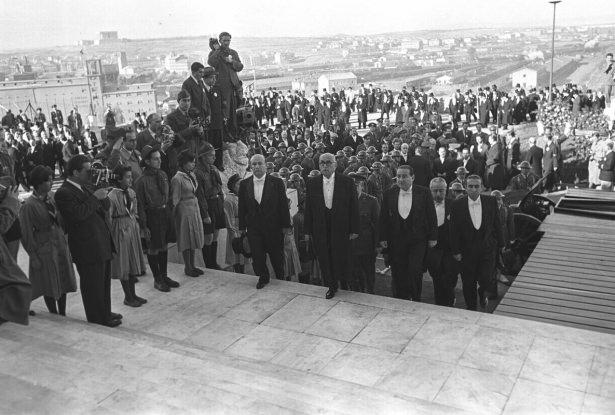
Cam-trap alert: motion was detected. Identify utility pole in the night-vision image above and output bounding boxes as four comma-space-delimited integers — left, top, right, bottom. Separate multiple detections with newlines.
549, 0, 561, 103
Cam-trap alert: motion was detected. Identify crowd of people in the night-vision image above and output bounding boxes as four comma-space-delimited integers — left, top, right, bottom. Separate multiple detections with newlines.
1, 38, 614, 327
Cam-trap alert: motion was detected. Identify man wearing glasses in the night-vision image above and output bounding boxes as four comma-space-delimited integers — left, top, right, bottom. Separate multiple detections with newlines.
304, 153, 359, 299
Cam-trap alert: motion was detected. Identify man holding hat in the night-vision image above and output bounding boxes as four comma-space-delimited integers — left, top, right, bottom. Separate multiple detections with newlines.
238, 154, 291, 289
349, 172, 380, 294
509, 161, 540, 191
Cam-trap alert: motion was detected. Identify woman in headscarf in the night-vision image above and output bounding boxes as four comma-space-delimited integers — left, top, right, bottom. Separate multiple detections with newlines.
108, 165, 146, 307
19, 165, 76, 316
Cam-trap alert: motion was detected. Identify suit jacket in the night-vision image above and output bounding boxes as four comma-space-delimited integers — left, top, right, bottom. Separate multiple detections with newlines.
54, 182, 114, 264
238, 174, 291, 233
207, 48, 243, 91
182, 76, 211, 121
433, 157, 456, 183
406, 155, 433, 188
542, 141, 560, 173
449, 195, 504, 256
599, 151, 615, 182
206, 85, 225, 131
379, 185, 438, 245
51, 109, 63, 126
525, 145, 543, 177
455, 129, 473, 147
458, 158, 478, 175
304, 173, 359, 260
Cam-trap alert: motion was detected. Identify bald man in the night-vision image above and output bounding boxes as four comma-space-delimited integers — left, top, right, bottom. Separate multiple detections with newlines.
238, 154, 292, 289
425, 178, 458, 306
305, 153, 359, 299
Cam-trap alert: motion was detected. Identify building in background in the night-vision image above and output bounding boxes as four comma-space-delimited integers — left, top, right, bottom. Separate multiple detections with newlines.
318, 72, 357, 93
511, 68, 538, 90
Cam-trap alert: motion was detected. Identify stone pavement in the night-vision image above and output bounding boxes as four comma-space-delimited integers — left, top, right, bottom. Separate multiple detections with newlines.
2, 262, 615, 414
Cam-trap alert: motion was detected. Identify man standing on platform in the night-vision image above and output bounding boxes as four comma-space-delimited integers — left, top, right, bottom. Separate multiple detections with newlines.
450, 175, 504, 310
55, 155, 120, 327
208, 32, 243, 135
379, 165, 438, 302
426, 178, 458, 306
238, 154, 291, 289
181, 62, 211, 123
305, 153, 359, 299
525, 136, 543, 178
203, 66, 226, 171
542, 127, 561, 192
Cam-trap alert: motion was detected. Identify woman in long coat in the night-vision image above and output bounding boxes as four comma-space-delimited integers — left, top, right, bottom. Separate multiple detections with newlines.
108, 166, 146, 307
19, 165, 75, 316
0, 184, 31, 325
171, 150, 204, 277
485, 136, 506, 190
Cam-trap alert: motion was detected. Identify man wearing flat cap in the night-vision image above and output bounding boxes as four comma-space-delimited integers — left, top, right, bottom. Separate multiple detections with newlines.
208, 31, 243, 135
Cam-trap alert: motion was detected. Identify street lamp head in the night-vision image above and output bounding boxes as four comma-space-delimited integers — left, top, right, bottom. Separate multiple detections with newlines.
549, 0, 561, 4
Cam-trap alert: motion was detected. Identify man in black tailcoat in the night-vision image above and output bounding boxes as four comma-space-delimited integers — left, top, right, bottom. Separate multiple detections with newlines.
304, 152, 359, 299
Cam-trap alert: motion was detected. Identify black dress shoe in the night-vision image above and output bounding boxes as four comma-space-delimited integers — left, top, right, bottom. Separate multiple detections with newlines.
256, 278, 269, 289
134, 295, 147, 304
123, 298, 142, 308
163, 276, 180, 288
193, 267, 204, 275
101, 319, 122, 328
155, 281, 170, 292
325, 289, 337, 300
110, 312, 123, 320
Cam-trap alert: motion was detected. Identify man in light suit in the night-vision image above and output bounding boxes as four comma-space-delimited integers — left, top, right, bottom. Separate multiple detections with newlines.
238, 154, 291, 289
450, 175, 504, 310
304, 153, 359, 299
379, 165, 438, 302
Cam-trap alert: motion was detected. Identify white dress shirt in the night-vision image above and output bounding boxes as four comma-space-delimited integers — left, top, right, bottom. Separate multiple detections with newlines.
253, 174, 266, 204
435, 201, 445, 227
398, 187, 413, 219
323, 173, 335, 209
468, 196, 482, 230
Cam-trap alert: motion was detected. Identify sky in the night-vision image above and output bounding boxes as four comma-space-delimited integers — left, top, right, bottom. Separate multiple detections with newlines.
1, 0, 614, 51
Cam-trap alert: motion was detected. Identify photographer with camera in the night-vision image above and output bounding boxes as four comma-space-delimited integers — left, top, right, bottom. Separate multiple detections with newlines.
208, 32, 243, 135
165, 89, 201, 176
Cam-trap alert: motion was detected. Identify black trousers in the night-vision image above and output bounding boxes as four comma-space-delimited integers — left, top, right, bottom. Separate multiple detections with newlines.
208, 129, 224, 169
248, 228, 284, 281
75, 260, 111, 324
352, 253, 376, 294
460, 248, 496, 310
390, 240, 427, 301
426, 248, 458, 306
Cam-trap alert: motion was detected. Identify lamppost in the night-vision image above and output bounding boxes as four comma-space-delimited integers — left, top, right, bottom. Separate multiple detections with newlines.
549, 0, 561, 103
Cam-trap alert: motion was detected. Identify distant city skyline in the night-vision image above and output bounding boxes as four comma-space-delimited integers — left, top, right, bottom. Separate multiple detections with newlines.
1, 0, 615, 51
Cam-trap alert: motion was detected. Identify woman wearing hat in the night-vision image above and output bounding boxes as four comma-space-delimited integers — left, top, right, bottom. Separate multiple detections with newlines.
223, 174, 246, 273
171, 150, 205, 277
19, 165, 76, 316
134, 145, 179, 292
107, 165, 147, 307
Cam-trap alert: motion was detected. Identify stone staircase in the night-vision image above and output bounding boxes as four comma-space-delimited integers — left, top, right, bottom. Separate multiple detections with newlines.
0, 305, 466, 415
